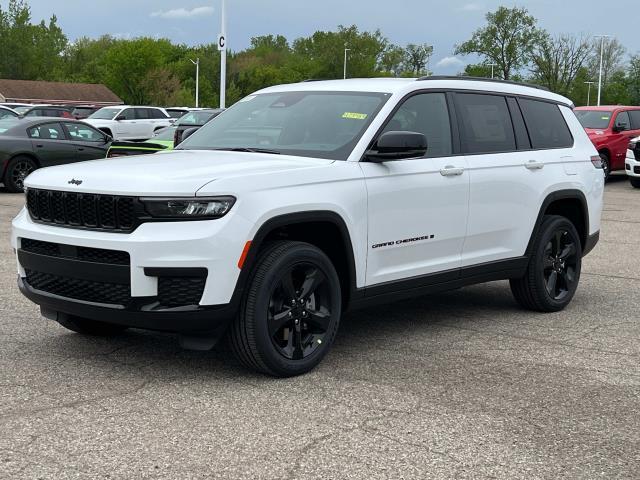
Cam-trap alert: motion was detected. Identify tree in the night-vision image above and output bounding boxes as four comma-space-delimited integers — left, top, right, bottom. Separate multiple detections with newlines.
460, 63, 493, 78
455, 6, 545, 80
589, 37, 626, 87
627, 55, 640, 106
531, 34, 592, 95
379, 45, 406, 76
404, 44, 433, 76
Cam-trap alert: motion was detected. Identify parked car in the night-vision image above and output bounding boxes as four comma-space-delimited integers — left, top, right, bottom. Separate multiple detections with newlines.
574, 106, 640, 180
1, 102, 31, 110
107, 125, 176, 157
85, 106, 173, 141
625, 135, 640, 188
174, 108, 224, 146
13, 104, 48, 115
0, 117, 111, 192
165, 107, 190, 119
22, 105, 74, 119
11, 77, 603, 377
69, 105, 100, 120
0, 106, 18, 120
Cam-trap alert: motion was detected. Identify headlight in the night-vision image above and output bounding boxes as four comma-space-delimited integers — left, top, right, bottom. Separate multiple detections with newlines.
141, 196, 235, 219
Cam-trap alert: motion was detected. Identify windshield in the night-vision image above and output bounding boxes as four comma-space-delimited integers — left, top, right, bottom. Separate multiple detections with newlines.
152, 126, 177, 141
575, 110, 613, 129
179, 91, 390, 160
178, 110, 219, 126
0, 108, 17, 119
0, 119, 18, 134
88, 107, 121, 120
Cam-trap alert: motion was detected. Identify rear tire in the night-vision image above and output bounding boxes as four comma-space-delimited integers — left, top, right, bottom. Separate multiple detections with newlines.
630, 177, 640, 189
56, 315, 128, 336
229, 241, 342, 377
4, 155, 37, 193
600, 152, 611, 181
510, 215, 582, 312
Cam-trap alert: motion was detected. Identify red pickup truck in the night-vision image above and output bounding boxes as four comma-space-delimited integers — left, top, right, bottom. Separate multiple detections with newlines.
574, 106, 640, 180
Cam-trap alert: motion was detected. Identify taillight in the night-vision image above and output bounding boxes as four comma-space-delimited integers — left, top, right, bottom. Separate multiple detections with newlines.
591, 155, 603, 169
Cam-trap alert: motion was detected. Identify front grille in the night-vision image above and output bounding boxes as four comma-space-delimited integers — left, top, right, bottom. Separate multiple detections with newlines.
635, 166, 640, 175
25, 269, 131, 305
158, 277, 206, 307
26, 189, 137, 232
21, 238, 130, 265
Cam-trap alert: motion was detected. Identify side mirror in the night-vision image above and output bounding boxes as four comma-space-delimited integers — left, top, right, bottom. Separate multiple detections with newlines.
115, 115, 126, 121
180, 127, 199, 144
103, 135, 112, 144
613, 123, 628, 133
365, 131, 428, 162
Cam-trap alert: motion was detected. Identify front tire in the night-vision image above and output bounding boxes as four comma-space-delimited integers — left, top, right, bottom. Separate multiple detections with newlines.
510, 215, 582, 312
56, 315, 128, 336
229, 241, 342, 377
630, 177, 640, 189
4, 156, 37, 193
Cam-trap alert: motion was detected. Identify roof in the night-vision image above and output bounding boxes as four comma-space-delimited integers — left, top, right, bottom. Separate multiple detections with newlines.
0, 79, 122, 105
257, 77, 573, 106
574, 105, 640, 111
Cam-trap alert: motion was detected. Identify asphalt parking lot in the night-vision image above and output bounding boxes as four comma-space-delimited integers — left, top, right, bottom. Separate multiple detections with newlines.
1, 177, 639, 480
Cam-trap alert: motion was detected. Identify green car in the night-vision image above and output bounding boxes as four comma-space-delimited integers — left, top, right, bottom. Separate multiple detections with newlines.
107, 125, 176, 158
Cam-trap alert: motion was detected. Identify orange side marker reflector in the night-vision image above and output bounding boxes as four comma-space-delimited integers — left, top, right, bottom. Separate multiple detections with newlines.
238, 241, 252, 269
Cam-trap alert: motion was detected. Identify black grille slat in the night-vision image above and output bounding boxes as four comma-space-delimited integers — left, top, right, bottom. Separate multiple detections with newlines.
25, 269, 130, 305
25, 189, 137, 233
20, 238, 130, 266
158, 277, 206, 307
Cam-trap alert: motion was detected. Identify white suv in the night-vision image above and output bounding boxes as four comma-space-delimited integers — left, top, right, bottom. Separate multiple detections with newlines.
625, 135, 640, 188
11, 77, 604, 377
85, 106, 172, 141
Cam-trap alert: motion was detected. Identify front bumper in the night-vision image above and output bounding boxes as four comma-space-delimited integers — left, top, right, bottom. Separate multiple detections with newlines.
12, 207, 253, 332
625, 149, 640, 177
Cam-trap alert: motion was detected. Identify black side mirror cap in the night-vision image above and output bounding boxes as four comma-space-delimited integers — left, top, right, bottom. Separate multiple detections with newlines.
365, 131, 428, 162
180, 127, 199, 144
613, 124, 628, 133
115, 115, 126, 121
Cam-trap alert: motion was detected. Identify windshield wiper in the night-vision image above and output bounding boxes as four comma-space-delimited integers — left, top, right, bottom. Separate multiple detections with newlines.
212, 147, 281, 155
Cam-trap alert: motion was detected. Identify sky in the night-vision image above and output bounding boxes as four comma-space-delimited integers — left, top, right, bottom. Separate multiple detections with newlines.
9, 0, 640, 75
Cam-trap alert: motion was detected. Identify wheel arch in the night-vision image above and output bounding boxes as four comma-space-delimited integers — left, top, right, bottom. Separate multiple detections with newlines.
233, 211, 358, 310
526, 189, 589, 256
2, 152, 41, 179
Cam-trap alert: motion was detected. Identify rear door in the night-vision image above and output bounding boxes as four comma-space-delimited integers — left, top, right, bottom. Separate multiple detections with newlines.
362, 91, 470, 287
27, 122, 75, 167
61, 122, 109, 161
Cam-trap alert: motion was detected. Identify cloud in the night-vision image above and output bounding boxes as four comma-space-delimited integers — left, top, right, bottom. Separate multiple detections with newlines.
151, 6, 214, 20
458, 3, 484, 12
435, 56, 465, 69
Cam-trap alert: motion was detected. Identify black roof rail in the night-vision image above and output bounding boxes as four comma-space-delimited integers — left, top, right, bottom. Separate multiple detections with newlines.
416, 75, 550, 92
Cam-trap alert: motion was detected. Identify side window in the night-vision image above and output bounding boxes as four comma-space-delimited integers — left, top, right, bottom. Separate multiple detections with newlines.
455, 93, 516, 154
629, 110, 640, 130
149, 108, 164, 119
380, 92, 452, 158
63, 122, 105, 142
27, 123, 66, 140
614, 111, 631, 130
135, 108, 150, 120
119, 109, 135, 120
518, 99, 573, 149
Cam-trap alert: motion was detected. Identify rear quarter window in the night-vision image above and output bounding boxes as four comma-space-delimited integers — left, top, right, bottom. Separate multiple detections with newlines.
519, 99, 573, 149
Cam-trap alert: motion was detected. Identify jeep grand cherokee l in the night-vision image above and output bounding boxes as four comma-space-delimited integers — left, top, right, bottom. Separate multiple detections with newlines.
12, 77, 604, 377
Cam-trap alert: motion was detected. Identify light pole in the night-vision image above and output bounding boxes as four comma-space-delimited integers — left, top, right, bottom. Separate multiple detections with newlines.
343, 48, 350, 79
190, 58, 200, 108
218, 0, 227, 108
488, 63, 497, 79
595, 34, 611, 106
584, 81, 594, 106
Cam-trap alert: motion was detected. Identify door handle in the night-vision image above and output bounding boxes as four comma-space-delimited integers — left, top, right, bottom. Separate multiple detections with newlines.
35, 144, 43, 148
524, 160, 544, 170
440, 165, 464, 176
77, 148, 85, 151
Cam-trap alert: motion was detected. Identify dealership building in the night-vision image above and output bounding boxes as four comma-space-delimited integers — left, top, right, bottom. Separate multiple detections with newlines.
0, 79, 122, 106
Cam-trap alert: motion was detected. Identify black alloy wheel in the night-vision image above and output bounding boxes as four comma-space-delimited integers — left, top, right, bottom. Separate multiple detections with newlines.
542, 229, 578, 301
5, 156, 36, 193
268, 262, 333, 360
600, 153, 611, 181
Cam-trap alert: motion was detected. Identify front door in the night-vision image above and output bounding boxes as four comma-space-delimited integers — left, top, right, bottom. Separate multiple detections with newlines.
360, 92, 470, 287
62, 122, 109, 161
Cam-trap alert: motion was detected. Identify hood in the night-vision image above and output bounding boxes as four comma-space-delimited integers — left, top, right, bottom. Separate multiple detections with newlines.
84, 118, 114, 127
24, 149, 333, 196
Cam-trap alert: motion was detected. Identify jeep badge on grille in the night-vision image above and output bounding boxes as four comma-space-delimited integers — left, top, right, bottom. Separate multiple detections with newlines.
68, 179, 83, 186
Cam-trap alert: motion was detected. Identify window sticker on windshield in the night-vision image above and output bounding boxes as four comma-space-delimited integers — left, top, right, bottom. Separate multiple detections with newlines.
342, 112, 368, 120
601, 116, 610, 120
